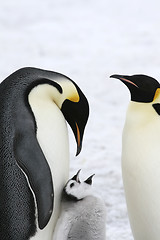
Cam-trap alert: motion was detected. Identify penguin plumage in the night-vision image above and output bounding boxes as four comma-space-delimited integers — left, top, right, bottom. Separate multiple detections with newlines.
110, 74, 160, 240
53, 170, 106, 240
0, 67, 89, 240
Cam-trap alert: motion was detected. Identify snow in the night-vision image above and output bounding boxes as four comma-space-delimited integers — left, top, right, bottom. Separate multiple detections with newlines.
1, 0, 160, 239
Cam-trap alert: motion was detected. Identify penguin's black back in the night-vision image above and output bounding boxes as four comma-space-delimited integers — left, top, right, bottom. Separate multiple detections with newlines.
0, 68, 60, 240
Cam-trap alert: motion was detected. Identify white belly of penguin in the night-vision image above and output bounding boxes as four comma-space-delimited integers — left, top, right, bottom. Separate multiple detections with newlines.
29, 98, 69, 240
122, 116, 160, 240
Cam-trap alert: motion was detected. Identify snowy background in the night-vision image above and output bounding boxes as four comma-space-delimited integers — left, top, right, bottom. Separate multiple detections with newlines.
1, 0, 160, 239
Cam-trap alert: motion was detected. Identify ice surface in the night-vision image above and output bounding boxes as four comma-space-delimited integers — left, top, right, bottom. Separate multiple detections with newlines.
1, 0, 160, 239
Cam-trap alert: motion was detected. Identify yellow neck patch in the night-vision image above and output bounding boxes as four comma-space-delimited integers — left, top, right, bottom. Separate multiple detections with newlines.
68, 93, 79, 102
153, 88, 160, 102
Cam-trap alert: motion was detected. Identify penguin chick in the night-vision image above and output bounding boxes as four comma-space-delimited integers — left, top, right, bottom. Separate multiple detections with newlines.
53, 170, 106, 240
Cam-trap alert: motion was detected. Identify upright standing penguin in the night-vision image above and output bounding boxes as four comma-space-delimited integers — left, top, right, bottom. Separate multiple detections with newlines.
0, 67, 89, 240
110, 74, 160, 240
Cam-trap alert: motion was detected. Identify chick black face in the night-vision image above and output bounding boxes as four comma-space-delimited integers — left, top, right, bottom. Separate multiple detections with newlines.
63, 170, 95, 201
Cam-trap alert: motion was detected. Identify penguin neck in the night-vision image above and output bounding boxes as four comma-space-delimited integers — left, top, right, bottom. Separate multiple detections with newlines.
28, 84, 70, 239
125, 101, 157, 128
28, 84, 62, 108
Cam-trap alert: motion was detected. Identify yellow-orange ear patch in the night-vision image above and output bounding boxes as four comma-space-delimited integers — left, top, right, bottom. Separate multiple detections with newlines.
68, 93, 79, 103
153, 88, 160, 101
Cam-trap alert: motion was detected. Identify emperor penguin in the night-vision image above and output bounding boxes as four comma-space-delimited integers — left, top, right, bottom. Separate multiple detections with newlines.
110, 74, 160, 240
0, 67, 89, 240
53, 170, 106, 240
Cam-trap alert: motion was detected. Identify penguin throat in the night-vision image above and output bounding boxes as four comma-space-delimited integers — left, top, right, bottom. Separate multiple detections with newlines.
62, 189, 83, 202
126, 101, 156, 127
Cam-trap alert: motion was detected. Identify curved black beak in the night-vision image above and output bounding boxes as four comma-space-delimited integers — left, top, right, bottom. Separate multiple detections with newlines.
71, 169, 81, 183
75, 122, 82, 156
84, 174, 95, 185
110, 74, 139, 88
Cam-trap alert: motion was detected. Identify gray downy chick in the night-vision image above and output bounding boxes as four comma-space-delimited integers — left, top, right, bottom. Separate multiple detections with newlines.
53, 170, 106, 240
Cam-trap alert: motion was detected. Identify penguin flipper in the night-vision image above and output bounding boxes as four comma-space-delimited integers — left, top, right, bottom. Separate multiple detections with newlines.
14, 130, 54, 229
153, 103, 160, 115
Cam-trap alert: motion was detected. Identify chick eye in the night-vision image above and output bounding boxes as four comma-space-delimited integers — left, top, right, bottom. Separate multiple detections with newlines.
70, 183, 74, 188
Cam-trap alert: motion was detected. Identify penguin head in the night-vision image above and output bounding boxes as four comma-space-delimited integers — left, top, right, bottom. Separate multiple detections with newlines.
64, 170, 95, 201
110, 74, 160, 103
59, 80, 89, 155
27, 69, 89, 156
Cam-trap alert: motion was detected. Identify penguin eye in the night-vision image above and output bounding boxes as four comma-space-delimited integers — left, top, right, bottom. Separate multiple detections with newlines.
70, 183, 75, 188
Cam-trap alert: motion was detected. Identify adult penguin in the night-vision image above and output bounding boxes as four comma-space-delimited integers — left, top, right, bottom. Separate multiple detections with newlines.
0, 67, 89, 240
110, 74, 160, 240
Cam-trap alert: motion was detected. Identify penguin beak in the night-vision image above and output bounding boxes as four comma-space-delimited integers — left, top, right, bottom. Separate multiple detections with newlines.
84, 174, 95, 185
75, 122, 81, 155
71, 169, 81, 183
110, 74, 139, 88
61, 86, 89, 156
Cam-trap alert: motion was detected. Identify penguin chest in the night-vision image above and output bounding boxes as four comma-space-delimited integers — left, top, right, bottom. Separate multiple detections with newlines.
122, 119, 160, 239
29, 99, 69, 238
34, 100, 69, 194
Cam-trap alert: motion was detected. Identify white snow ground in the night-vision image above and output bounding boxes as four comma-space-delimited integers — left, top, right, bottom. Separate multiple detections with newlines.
1, 0, 160, 239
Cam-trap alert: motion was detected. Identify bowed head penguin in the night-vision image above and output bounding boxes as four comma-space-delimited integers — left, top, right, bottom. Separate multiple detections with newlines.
53, 170, 106, 240
110, 74, 160, 240
0, 67, 89, 240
